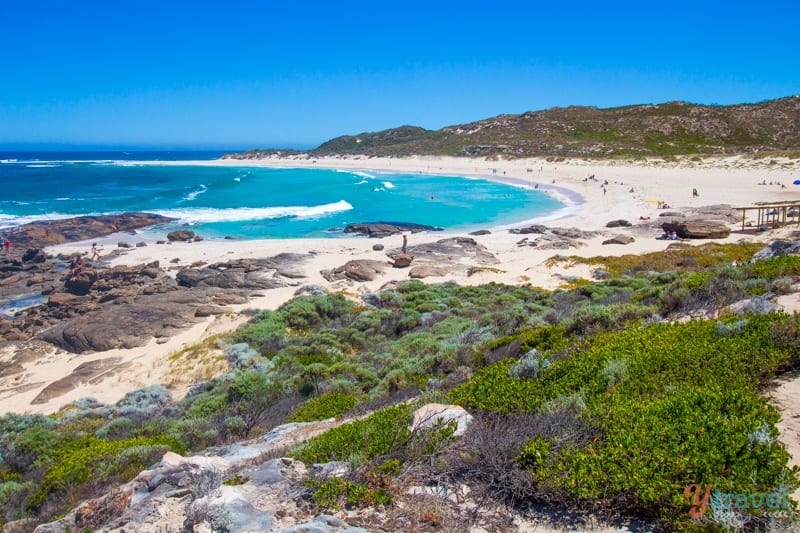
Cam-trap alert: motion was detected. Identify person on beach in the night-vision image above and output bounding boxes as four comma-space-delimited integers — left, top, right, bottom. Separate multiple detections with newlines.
401, 234, 408, 254
91, 243, 101, 260
3, 238, 10, 255
692, 188, 699, 198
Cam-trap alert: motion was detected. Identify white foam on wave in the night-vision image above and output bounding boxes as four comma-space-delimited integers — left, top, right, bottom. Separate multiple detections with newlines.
154, 200, 353, 224
355, 179, 368, 185
233, 177, 241, 182
183, 184, 207, 202
25, 164, 59, 168
336, 169, 375, 179
382, 181, 395, 189
0, 211, 86, 230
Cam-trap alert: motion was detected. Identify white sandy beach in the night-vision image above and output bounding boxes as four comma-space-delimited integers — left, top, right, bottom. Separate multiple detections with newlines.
4, 154, 800, 415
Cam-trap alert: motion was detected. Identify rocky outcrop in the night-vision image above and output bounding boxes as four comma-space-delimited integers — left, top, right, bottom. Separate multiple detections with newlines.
751, 240, 800, 261
4, 213, 174, 249
321, 260, 387, 282
343, 222, 442, 238
392, 253, 414, 268
167, 229, 196, 242
512, 225, 605, 250
5, 255, 309, 354
509, 224, 547, 235
31, 420, 360, 533
395, 237, 498, 267
661, 220, 731, 239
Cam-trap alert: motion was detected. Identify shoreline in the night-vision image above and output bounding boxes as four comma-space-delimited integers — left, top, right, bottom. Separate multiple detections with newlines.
3, 154, 800, 415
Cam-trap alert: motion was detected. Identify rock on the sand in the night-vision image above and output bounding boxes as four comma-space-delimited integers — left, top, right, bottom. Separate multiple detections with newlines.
602, 234, 635, 245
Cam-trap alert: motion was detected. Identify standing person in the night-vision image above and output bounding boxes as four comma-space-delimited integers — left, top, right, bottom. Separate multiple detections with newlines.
401, 234, 408, 254
3, 237, 9, 255
90, 243, 101, 260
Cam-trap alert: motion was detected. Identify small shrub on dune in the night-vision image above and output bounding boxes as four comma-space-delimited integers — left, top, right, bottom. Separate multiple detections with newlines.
289, 392, 358, 423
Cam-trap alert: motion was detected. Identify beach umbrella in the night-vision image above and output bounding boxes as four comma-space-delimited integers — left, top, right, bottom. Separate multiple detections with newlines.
794, 179, 800, 185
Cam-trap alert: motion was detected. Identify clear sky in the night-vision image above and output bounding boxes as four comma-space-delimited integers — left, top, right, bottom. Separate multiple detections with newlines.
1, 0, 798, 150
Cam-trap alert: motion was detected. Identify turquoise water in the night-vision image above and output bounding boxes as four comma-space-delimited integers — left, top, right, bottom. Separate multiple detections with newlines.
0, 152, 570, 240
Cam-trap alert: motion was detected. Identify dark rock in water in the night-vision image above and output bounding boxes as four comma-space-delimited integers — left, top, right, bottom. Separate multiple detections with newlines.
194, 235, 203, 242
4, 213, 174, 248
509, 224, 547, 235
606, 219, 632, 228
343, 221, 442, 238
602, 234, 635, 245
662, 220, 731, 239
117, 241, 132, 248
167, 230, 195, 242
469, 229, 491, 236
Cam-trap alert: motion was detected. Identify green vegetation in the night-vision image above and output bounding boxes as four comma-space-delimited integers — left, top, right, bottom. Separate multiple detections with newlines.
5, 240, 800, 530
228, 96, 800, 159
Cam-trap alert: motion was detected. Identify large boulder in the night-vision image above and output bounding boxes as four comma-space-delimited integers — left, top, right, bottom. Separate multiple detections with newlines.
662, 220, 731, 239
64, 268, 99, 295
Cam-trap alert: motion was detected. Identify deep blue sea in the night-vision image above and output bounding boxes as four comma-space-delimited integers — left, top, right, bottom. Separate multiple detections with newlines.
0, 151, 573, 240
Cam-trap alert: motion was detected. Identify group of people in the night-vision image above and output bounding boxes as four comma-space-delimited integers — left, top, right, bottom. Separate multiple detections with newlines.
660, 230, 681, 241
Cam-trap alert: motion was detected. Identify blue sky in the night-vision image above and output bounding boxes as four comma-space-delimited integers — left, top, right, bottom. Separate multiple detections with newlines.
1, 0, 798, 150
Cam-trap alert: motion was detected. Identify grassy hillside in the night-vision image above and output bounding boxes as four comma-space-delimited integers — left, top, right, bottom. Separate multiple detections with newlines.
228, 96, 800, 159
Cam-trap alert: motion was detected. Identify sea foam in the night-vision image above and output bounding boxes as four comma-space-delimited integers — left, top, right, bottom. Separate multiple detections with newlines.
154, 200, 353, 224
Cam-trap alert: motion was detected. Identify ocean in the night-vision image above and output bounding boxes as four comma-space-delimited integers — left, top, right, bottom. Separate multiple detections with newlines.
0, 151, 573, 241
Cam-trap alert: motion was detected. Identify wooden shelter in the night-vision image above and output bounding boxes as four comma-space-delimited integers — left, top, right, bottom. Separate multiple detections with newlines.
733, 201, 800, 231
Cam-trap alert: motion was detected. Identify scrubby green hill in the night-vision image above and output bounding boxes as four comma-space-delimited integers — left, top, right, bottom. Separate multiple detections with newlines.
229, 95, 800, 159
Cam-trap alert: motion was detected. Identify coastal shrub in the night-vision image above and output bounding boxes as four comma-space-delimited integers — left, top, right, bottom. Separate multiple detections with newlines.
94, 417, 135, 440
509, 349, 550, 380
571, 242, 762, 277
451, 314, 798, 528
229, 309, 287, 354
305, 477, 392, 510
115, 385, 171, 422
288, 392, 358, 423
223, 342, 272, 370
749, 254, 800, 279
290, 404, 413, 466
26, 435, 185, 513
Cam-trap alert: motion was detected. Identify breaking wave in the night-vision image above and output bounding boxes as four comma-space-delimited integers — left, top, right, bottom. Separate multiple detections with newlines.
154, 200, 353, 224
